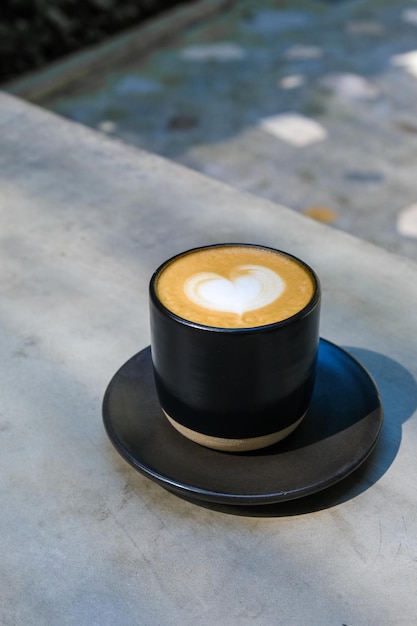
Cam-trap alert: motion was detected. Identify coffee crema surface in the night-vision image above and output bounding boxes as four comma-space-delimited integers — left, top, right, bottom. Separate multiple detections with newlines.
156, 245, 315, 328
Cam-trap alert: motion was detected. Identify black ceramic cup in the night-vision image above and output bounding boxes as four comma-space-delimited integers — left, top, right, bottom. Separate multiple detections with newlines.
149, 244, 321, 452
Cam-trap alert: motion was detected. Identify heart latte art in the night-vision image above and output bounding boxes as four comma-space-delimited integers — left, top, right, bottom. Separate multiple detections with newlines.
184, 265, 285, 316
155, 245, 315, 328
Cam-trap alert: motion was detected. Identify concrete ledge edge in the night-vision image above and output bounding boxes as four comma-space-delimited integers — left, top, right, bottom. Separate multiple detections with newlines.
3, 0, 237, 102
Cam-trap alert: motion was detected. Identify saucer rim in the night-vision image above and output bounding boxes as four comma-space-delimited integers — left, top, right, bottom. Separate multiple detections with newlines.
102, 338, 383, 505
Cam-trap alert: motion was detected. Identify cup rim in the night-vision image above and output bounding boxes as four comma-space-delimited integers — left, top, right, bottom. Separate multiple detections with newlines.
149, 243, 321, 333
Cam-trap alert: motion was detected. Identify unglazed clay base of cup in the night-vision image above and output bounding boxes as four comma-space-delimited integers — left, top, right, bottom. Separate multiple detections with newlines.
163, 411, 306, 452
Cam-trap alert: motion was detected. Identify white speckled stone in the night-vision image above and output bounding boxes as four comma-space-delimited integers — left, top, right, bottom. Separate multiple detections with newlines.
320, 72, 381, 101
180, 42, 246, 61
391, 50, 417, 78
397, 203, 417, 238
284, 44, 323, 60
401, 8, 417, 25
259, 112, 328, 146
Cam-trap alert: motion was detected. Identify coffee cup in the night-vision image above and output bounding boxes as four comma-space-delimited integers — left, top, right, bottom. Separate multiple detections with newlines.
149, 243, 321, 452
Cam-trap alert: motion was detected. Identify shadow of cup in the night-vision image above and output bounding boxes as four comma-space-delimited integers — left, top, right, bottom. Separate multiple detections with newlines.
191, 347, 417, 517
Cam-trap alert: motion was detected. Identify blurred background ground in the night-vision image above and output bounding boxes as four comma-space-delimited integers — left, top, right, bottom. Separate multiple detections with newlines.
3, 0, 417, 262
0, 0, 194, 82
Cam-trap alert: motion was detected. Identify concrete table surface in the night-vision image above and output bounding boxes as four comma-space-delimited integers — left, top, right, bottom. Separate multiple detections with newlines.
1, 91, 417, 625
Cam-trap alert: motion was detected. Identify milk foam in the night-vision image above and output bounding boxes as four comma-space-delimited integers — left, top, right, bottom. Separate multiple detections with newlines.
184, 264, 285, 316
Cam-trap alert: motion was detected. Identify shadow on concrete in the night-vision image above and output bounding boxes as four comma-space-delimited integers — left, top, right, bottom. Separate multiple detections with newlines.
176, 347, 417, 516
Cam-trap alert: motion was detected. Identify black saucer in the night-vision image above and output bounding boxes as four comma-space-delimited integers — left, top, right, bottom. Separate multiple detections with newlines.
102, 339, 383, 505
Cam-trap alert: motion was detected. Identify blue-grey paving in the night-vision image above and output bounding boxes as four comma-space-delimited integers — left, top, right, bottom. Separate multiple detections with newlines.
39, 0, 417, 261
